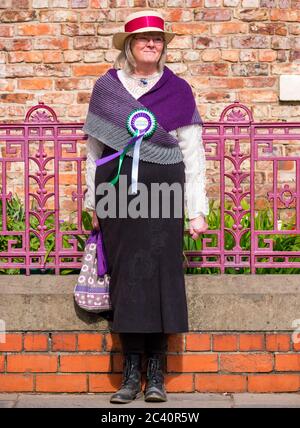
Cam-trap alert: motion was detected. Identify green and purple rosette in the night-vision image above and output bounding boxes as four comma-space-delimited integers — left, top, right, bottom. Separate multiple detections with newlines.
95, 108, 157, 194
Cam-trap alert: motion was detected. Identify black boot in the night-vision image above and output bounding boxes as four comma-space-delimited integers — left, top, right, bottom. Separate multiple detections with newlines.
144, 353, 167, 402
110, 353, 142, 404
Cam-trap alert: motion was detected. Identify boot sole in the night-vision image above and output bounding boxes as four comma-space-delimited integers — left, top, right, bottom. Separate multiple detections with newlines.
144, 393, 167, 403
110, 391, 143, 404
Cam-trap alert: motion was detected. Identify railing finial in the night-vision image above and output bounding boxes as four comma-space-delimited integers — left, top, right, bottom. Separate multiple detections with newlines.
25, 102, 58, 123
219, 101, 253, 122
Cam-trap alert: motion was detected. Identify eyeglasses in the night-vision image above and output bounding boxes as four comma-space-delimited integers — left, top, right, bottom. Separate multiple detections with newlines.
133, 35, 165, 45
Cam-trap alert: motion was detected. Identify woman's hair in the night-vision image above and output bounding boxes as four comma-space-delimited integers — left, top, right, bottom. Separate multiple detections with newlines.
113, 33, 167, 73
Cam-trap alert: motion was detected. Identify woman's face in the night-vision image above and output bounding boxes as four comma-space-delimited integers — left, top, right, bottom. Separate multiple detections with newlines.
130, 32, 165, 68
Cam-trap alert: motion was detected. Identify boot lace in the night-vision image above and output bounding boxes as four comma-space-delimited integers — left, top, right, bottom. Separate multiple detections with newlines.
147, 357, 164, 385
121, 357, 140, 388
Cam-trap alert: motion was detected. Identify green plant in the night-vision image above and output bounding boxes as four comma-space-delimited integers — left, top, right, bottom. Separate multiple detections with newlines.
0, 195, 93, 274
1, 195, 300, 275
183, 198, 300, 274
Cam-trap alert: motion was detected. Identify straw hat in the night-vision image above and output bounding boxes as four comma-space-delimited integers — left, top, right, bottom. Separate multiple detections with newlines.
112, 10, 175, 51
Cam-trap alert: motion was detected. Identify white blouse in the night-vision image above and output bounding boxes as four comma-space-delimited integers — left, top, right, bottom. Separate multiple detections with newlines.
84, 69, 209, 220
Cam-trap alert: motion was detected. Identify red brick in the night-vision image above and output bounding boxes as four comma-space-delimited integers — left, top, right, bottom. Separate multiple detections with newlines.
0, 374, 34, 392
112, 353, 123, 372
195, 76, 243, 89
239, 334, 265, 351
18, 79, 53, 90
167, 355, 218, 373
275, 354, 300, 371
43, 51, 62, 63
220, 354, 273, 372
58, 174, 78, 186
34, 37, 69, 50
7, 355, 58, 373
278, 160, 294, 171
166, 374, 194, 392
169, 35, 193, 50
51, 333, 76, 351
211, 22, 248, 35
24, 334, 48, 351
77, 333, 103, 351
248, 66, 273, 82
196, 374, 247, 392
164, 9, 193, 22
8, 51, 43, 63
221, 50, 239, 62
202, 49, 221, 62
248, 374, 300, 392
104, 333, 121, 352
250, 22, 287, 36
270, 9, 300, 22
186, 334, 210, 351
190, 62, 229, 77
168, 334, 186, 352
0, 355, 4, 372
89, 374, 122, 392
239, 7, 268, 22
60, 355, 111, 372
266, 334, 290, 351
292, 339, 300, 352
0, 25, 13, 37
171, 23, 209, 35
73, 64, 111, 77
0, 334, 22, 352
36, 374, 87, 392
73, 35, 110, 50
202, 90, 232, 103
238, 90, 277, 103
17, 24, 58, 36
259, 50, 278, 62
213, 334, 238, 351
1, 93, 33, 104
195, 8, 232, 21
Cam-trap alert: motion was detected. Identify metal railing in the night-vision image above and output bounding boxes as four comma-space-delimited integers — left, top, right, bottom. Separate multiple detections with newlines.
1, 101, 300, 274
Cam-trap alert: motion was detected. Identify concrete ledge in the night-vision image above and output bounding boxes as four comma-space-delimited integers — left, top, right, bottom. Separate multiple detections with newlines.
2, 392, 300, 408
0, 275, 300, 331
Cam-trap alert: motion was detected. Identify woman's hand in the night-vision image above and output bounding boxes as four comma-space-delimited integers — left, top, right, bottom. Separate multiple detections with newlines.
92, 210, 100, 231
189, 214, 208, 240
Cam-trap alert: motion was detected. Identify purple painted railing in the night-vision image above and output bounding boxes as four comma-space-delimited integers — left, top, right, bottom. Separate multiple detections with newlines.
1, 101, 300, 274
0, 102, 87, 274
185, 101, 300, 273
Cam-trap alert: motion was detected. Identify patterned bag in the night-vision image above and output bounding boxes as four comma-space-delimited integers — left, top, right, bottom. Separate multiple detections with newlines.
74, 229, 111, 313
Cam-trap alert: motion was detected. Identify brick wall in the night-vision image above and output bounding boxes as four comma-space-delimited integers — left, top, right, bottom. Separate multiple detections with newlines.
1, 1, 300, 123
1, 2, 300, 219
1, 332, 300, 393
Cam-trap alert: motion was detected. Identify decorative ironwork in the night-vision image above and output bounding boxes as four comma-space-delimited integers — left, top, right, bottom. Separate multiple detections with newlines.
0, 101, 87, 274
184, 100, 300, 273
1, 101, 300, 274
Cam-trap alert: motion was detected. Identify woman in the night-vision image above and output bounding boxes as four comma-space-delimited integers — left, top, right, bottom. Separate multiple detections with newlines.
82, 10, 209, 404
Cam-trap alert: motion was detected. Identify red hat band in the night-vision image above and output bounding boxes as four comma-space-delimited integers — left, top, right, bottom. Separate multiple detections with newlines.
125, 16, 164, 33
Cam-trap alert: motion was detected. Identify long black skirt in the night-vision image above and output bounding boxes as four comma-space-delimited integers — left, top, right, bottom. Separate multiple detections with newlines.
95, 144, 189, 333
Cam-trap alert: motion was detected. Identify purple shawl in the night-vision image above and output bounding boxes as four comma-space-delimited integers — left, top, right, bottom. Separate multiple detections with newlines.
108, 66, 202, 132
83, 66, 202, 148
